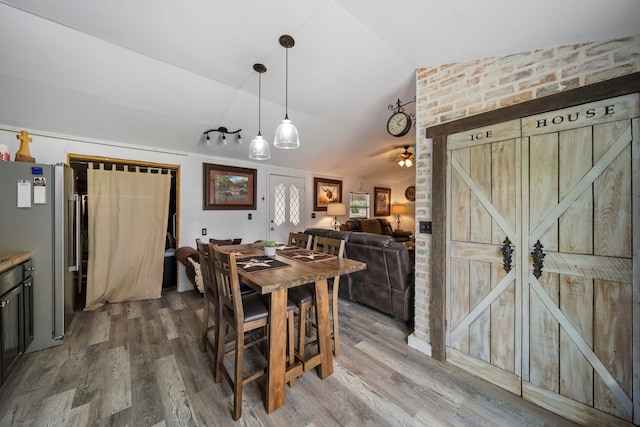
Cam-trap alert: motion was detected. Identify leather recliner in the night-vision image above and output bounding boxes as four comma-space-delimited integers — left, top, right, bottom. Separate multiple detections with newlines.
304, 228, 414, 322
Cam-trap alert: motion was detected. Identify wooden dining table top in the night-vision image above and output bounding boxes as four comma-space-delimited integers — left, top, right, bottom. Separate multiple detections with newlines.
218, 243, 367, 294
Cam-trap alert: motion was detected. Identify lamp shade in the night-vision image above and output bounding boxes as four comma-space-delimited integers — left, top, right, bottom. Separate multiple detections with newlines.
326, 203, 347, 216
249, 134, 270, 160
273, 119, 299, 149
391, 204, 407, 214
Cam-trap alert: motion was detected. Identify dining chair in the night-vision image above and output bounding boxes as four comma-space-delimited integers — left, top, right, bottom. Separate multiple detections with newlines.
210, 244, 296, 420
312, 236, 345, 357
196, 238, 217, 355
288, 236, 345, 366
288, 232, 312, 249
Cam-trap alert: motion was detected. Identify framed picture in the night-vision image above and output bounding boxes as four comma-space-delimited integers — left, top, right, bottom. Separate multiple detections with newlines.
374, 187, 391, 216
203, 163, 257, 210
313, 177, 342, 211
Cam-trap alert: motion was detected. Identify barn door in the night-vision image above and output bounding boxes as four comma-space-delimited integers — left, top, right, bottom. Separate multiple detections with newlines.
520, 95, 638, 425
445, 119, 523, 394
445, 93, 639, 426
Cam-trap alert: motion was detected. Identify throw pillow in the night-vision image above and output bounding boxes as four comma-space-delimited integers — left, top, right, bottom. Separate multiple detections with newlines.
188, 257, 204, 294
361, 219, 382, 234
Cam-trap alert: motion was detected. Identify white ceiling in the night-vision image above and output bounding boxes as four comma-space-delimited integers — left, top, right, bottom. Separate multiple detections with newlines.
0, 1, 638, 183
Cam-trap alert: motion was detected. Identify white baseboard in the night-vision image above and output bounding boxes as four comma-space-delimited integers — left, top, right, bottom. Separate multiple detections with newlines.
407, 333, 432, 357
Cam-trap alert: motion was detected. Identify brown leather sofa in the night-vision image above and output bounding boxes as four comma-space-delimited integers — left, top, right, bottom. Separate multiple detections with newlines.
340, 218, 412, 242
304, 228, 414, 322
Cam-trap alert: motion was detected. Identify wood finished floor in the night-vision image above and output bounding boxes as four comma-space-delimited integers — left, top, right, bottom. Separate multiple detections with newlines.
0, 289, 578, 426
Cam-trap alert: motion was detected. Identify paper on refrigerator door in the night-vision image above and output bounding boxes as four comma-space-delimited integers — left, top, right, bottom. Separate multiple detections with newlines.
17, 179, 31, 207
33, 177, 46, 204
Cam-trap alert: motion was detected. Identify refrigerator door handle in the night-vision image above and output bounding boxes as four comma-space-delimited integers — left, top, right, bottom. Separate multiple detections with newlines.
67, 194, 80, 272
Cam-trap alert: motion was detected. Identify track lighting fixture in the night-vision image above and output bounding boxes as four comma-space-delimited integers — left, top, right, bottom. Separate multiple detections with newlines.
203, 127, 242, 145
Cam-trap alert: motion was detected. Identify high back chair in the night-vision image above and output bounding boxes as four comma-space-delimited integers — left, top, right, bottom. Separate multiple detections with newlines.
288, 232, 312, 249
210, 245, 296, 420
312, 237, 345, 356
196, 238, 217, 354
313, 236, 344, 258
288, 236, 345, 367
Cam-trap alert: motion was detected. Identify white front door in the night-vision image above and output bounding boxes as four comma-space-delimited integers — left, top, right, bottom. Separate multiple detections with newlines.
268, 174, 305, 243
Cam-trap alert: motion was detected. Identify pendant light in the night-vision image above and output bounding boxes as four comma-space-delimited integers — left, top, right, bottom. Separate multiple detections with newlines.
249, 63, 270, 160
273, 34, 299, 149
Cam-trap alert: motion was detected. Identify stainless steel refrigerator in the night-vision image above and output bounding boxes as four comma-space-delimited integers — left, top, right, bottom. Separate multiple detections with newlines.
0, 162, 78, 352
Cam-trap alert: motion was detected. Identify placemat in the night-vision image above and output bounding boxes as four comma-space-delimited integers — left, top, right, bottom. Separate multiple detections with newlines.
236, 256, 291, 273
278, 249, 336, 263
222, 248, 263, 258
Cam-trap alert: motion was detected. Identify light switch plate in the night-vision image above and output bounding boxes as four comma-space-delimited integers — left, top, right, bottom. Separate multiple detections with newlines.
419, 221, 432, 234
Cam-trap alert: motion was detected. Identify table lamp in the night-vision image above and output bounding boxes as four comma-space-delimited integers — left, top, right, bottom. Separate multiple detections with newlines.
391, 204, 407, 230
326, 203, 347, 230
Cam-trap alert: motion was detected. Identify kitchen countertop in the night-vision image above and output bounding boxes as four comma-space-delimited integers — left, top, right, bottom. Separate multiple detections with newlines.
0, 252, 32, 273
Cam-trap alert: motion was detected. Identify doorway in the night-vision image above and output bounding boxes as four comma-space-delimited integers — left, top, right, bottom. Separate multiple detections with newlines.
68, 155, 179, 309
268, 174, 306, 242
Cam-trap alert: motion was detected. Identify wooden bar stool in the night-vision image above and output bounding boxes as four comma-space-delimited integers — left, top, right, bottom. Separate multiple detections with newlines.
288, 232, 312, 249
196, 239, 217, 355
210, 245, 296, 420
288, 236, 345, 369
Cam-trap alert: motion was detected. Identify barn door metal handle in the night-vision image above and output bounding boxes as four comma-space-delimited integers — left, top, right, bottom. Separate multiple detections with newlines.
501, 237, 514, 273
531, 240, 546, 279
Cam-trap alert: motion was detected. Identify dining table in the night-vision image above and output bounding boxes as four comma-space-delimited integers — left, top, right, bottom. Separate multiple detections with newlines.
218, 242, 367, 414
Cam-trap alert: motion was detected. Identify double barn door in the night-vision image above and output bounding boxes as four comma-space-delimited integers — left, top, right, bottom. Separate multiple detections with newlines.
445, 94, 638, 425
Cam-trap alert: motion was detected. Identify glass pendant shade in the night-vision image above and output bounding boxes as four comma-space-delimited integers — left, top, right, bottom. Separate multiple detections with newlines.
273, 118, 299, 149
249, 134, 270, 160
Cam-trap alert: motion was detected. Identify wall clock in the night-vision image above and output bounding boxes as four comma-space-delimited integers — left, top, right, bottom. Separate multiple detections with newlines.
386, 111, 412, 137
405, 185, 415, 201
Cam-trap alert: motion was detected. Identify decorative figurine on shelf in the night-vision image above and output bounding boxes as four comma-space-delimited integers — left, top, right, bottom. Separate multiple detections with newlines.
15, 130, 35, 163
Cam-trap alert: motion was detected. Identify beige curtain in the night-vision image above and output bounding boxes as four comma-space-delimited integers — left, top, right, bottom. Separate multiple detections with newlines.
85, 164, 171, 310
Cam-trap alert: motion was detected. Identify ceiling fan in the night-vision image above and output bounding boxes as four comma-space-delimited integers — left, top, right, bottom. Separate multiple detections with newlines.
397, 145, 414, 167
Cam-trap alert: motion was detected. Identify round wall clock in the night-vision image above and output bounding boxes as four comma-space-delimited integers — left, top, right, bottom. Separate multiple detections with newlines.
386, 111, 412, 137
405, 185, 415, 201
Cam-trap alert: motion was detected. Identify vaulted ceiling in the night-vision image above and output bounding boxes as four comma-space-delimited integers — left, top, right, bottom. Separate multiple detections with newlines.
0, 1, 637, 183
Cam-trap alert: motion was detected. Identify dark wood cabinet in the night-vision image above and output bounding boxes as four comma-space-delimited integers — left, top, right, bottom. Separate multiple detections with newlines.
0, 259, 33, 386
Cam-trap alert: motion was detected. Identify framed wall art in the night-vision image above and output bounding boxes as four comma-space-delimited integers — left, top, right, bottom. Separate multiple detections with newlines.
203, 163, 257, 210
313, 177, 342, 211
374, 187, 391, 216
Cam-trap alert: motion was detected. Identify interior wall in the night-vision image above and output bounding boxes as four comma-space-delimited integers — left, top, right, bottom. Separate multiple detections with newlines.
409, 34, 640, 356
0, 126, 400, 285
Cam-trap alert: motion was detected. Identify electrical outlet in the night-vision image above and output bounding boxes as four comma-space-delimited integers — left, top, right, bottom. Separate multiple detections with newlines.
248, 213, 252, 220
201, 228, 207, 236
311, 213, 316, 219
419, 221, 432, 234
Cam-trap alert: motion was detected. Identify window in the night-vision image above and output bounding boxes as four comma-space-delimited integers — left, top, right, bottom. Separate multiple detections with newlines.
349, 192, 369, 219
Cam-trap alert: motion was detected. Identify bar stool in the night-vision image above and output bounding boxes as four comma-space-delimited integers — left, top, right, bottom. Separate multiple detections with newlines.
210, 244, 297, 420
288, 236, 345, 368
288, 232, 312, 249
196, 239, 217, 354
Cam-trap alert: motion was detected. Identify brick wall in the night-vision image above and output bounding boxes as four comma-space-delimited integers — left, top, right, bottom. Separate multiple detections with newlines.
409, 34, 640, 354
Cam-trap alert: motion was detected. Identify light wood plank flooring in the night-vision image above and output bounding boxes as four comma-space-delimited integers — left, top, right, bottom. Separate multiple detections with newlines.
0, 289, 578, 426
